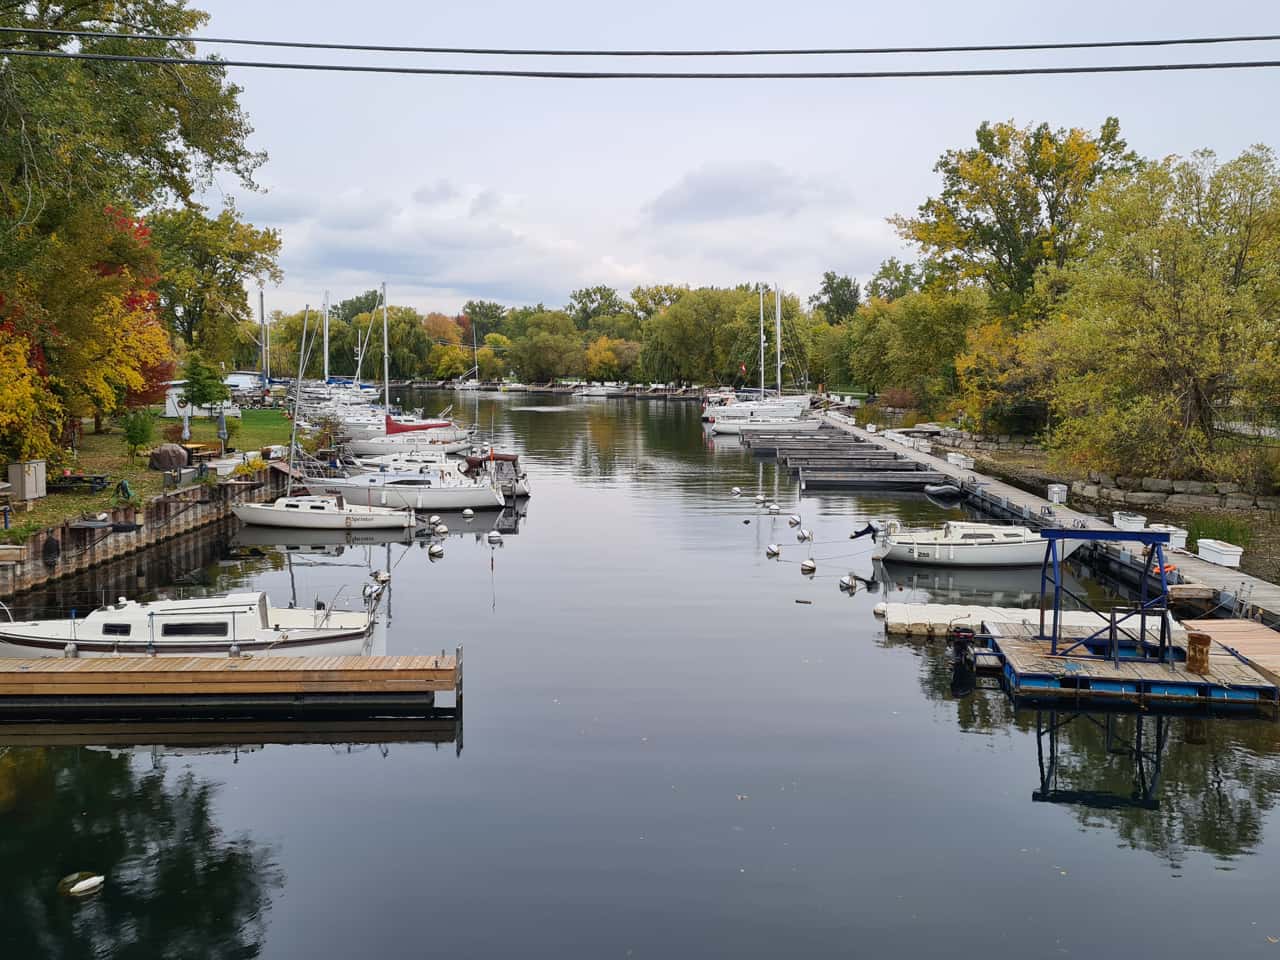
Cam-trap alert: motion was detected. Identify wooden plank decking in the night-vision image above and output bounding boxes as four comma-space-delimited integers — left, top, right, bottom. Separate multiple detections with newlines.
1185, 619, 1280, 686
0, 653, 460, 718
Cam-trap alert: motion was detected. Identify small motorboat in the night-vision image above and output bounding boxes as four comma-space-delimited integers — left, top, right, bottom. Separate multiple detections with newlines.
0, 583, 387, 658
459, 452, 532, 497
232, 495, 415, 530
872, 520, 1082, 568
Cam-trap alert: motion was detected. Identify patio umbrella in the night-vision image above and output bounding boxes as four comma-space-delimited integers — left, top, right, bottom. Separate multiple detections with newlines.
216, 409, 228, 454
181, 409, 190, 441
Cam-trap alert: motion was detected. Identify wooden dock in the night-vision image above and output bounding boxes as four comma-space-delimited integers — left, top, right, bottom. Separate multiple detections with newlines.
0, 716, 460, 748
1184, 619, 1280, 687
988, 621, 1276, 708
0, 652, 460, 719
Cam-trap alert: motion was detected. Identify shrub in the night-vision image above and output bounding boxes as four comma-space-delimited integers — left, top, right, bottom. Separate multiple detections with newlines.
162, 422, 185, 443
121, 409, 155, 461
232, 457, 267, 477
879, 386, 918, 410
1186, 514, 1254, 551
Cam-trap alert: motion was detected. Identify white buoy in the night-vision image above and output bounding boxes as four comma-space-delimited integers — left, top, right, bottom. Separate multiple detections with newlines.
487, 530, 503, 545
800, 559, 817, 575
766, 544, 781, 558
788, 515, 802, 527
797, 529, 813, 542
731, 486, 742, 497
839, 575, 854, 591
60, 873, 105, 897
428, 543, 445, 559
428, 514, 442, 526
754, 494, 766, 503
873, 602, 887, 618
767, 503, 780, 514
462, 508, 475, 519
434, 523, 449, 535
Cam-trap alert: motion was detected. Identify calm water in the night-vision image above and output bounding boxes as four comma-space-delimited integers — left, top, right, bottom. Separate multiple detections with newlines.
4, 395, 1280, 958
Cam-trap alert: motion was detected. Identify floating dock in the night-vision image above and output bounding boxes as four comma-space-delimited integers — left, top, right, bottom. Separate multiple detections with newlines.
0, 652, 460, 719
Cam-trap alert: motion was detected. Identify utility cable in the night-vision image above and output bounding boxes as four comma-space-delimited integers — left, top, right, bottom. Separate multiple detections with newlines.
3, 24, 1280, 58
2, 47, 1280, 80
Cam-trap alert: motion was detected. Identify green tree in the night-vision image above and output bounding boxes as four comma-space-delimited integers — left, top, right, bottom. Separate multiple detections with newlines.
892, 117, 1137, 315
181, 351, 230, 409
462, 299, 506, 339
1026, 146, 1280, 477
510, 311, 583, 382
808, 271, 861, 322
335, 289, 382, 323
567, 286, 626, 330
865, 257, 924, 301
150, 202, 282, 362
629, 284, 687, 320
121, 409, 156, 461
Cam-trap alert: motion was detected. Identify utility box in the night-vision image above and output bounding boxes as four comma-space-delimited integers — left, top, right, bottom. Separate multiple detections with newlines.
8, 459, 46, 501
1047, 483, 1068, 505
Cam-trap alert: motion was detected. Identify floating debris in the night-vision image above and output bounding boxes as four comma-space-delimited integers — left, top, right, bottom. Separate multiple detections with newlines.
795, 599, 813, 605
58, 872, 104, 898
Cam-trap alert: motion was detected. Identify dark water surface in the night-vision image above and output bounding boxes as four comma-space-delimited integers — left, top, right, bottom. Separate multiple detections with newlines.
4, 394, 1280, 958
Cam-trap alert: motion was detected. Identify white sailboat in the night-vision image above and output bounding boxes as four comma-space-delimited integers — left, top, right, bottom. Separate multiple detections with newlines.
315, 469, 506, 510
232, 495, 414, 530
0, 587, 385, 658
871, 521, 1082, 568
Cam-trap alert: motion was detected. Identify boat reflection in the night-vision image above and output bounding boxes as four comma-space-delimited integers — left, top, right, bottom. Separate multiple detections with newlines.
875, 559, 1054, 608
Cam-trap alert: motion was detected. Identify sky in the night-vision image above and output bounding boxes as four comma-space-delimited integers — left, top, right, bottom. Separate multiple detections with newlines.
194, 0, 1280, 315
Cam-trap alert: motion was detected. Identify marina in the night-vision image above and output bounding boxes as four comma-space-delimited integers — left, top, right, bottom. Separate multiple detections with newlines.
6, 395, 1280, 957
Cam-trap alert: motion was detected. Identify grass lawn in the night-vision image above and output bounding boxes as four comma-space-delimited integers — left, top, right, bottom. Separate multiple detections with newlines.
1, 410, 292, 544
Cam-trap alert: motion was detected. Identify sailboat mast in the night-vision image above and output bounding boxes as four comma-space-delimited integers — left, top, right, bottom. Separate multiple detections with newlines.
774, 283, 782, 395
473, 321, 479, 382
378, 280, 389, 412
758, 284, 765, 398
258, 287, 267, 388
322, 289, 330, 384
287, 306, 310, 497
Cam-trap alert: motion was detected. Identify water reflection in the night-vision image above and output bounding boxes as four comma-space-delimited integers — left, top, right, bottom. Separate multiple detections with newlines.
0, 744, 283, 957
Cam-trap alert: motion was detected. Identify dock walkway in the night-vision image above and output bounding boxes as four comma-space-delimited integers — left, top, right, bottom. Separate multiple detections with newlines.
822, 412, 1280, 626
0, 652, 460, 718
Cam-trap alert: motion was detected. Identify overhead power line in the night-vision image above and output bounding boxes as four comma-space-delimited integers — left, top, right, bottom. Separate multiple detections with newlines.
3, 47, 1280, 79
2, 24, 1280, 58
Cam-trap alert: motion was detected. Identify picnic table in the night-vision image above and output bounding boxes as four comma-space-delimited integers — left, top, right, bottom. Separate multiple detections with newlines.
181, 442, 220, 464
47, 473, 110, 494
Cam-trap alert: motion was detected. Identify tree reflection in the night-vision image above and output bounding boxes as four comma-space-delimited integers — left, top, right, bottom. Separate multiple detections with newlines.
885, 631, 1280, 865
0, 746, 282, 957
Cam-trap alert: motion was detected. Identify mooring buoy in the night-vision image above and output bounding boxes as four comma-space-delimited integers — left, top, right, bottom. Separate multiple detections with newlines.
766, 544, 781, 558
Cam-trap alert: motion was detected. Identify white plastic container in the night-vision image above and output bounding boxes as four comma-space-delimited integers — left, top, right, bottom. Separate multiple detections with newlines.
1147, 523, 1188, 550
1047, 483, 1068, 505
1198, 538, 1243, 567
915, 441, 932, 455
1112, 510, 1147, 531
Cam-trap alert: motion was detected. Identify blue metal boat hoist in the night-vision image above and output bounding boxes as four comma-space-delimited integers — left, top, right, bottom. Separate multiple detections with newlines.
1038, 528, 1174, 664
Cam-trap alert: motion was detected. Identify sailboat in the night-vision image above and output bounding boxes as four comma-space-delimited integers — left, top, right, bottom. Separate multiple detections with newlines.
235, 296, 417, 530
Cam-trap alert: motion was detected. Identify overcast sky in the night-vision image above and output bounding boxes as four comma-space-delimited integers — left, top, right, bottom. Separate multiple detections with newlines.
196, 0, 1280, 315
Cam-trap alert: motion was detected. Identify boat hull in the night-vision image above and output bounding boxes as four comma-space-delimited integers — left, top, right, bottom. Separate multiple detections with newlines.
876, 537, 1083, 568
316, 481, 506, 510
0, 627, 373, 659
231, 502, 413, 530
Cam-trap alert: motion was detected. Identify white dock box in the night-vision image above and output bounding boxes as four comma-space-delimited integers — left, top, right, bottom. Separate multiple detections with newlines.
1197, 538, 1243, 567
7, 459, 46, 501
1112, 510, 1147, 531
1147, 523, 1187, 550
1047, 483, 1068, 505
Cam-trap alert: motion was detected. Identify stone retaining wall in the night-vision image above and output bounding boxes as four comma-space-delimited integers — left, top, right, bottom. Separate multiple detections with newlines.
1069, 473, 1280, 512
0, 466, 287, 596
934, 427, 1040, 453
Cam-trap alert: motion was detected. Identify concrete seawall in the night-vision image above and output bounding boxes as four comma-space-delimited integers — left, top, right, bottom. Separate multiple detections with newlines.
0, 466, 288, 597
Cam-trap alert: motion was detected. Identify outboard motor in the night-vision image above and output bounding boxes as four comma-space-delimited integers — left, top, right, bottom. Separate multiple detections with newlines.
850, 522, 879, 543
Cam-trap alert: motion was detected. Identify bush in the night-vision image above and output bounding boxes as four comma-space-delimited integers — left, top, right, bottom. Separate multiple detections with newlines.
121, 409, 155, 460
162, 422, 185, 443
878, 386, 918, 410
1186, 514, 1254, 550
232, 457, 267, 477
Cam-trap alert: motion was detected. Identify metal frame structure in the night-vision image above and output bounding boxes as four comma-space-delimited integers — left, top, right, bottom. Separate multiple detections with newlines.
1038, 528, 1173, 661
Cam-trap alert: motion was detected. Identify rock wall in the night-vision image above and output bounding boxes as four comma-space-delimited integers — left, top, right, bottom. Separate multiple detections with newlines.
934, 427, 1040, 453
1069, 473, 1280, 512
